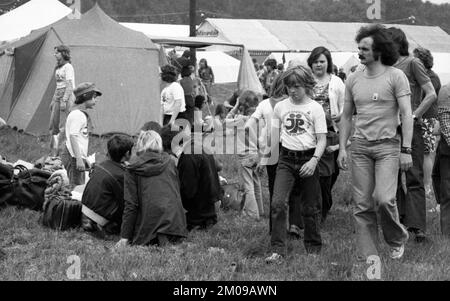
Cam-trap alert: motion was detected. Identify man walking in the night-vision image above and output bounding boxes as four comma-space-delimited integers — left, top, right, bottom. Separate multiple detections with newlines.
388, 27, 437, 242
338, 24, 413, 259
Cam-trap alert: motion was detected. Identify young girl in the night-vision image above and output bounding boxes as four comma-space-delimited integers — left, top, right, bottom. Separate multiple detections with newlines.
266, 66, 327, 263
49, 45, 75, 156
226, 90, 263, 220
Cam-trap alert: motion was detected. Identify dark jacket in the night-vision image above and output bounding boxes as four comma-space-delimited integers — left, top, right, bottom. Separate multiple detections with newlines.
120, 151, 187, 245
178, 147, 220, 229
81, 160, 126, 228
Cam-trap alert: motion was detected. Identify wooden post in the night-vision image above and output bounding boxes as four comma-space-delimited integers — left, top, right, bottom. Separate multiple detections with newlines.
189, 0, 197, 68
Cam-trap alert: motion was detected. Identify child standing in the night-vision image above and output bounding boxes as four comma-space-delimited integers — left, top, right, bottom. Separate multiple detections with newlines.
226, 90, 263, 220
266, 66, 327, 263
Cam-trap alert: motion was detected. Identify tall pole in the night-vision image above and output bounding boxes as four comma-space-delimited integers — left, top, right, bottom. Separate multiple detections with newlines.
189, 0, 197, 68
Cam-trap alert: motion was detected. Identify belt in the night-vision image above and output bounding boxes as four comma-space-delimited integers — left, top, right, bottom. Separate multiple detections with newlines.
281, 146, 315, 158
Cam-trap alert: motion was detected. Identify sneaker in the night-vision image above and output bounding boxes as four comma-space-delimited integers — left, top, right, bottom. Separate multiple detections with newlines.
389, 244, 405, 259
288, 225, 302, 239
409, 228, 426, 243
265, 253, 283, 264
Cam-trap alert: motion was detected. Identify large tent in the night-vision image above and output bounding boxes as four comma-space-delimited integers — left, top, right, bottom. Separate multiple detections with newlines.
0, 0, 74, 43
197, 18, 450, 53
0, 4, 161, 136
120, 22, 190, 38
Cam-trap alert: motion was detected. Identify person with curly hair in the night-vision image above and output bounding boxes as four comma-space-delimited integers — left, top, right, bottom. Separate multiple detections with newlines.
413, 47, 441, 199
338, 24, 413, 260
266, 66, 327, 263
160, 64, 187, 127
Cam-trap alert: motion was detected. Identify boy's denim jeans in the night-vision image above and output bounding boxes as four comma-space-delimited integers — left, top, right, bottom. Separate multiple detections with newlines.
270, 148, 322, 255
351, 137, 409, 257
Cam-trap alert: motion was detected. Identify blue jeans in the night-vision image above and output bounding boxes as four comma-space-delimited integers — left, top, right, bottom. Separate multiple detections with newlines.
270, 148, 322, 255
397, 122, 426, 231
351, 137, 408, 257
432, 137, 450, 235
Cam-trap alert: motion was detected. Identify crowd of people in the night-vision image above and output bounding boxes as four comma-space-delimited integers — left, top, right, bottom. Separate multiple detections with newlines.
3, 23, 448, 265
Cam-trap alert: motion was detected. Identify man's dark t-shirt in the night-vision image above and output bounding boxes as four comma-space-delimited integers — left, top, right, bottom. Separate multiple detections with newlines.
394, 56, 431, 112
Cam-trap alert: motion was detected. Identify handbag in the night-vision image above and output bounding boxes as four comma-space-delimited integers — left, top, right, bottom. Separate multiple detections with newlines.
0, 164, 52, 211
220, 183, 244, 211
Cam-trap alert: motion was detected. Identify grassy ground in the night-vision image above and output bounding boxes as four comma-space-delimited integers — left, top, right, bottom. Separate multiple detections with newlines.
0, 83, 449, 281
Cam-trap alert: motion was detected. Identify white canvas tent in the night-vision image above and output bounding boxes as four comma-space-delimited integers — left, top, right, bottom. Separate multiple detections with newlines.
0, 0, 74, 43
267, 52, 360, 75
431, 53, 450, 85
120, 23, 190, 38
198, 18, 450, 53
195, 51, 240, 83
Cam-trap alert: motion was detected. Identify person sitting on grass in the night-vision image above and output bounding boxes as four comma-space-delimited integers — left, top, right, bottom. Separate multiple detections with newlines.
81, 134, 134, 237
116, 130, 187, 247
176, 130, 221, 231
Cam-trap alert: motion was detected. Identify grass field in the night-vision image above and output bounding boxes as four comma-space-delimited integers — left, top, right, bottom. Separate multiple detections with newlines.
0, 83, 449, 281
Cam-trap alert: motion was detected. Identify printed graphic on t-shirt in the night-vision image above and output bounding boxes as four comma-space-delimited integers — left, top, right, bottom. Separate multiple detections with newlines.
81, 126, 88, 137
283, 111, 313, 136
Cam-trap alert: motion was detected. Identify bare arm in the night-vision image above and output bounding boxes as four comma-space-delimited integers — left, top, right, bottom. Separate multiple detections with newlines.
414, 82, 436, 118
398, 94, 413, 171
336, 92, 355, 170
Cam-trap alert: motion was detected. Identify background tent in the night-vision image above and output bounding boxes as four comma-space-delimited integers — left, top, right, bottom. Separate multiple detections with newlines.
0, 4, 160, 136
198, 18, 450, 54
120, 23, 190, 38
0, 0, 73, 43
267, 52, 360, 75
175, 50, 240, 83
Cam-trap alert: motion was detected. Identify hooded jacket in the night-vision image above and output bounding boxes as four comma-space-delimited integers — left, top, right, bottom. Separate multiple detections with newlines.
120, 151, 187, 245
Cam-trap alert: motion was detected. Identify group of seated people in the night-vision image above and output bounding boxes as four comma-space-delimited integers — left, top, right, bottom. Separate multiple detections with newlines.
80, 122, 222, 247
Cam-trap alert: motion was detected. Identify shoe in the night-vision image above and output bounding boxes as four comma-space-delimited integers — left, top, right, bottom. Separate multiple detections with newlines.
288, 225, 302, 239
265, 253, 283, 264
413, 229, 426, 243
408, 228, 426, 243
389, 244, 405, 259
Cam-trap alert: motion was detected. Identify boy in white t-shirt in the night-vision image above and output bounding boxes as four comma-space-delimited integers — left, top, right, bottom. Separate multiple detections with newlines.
266, 66, 327, 263
61, 82, 102, 186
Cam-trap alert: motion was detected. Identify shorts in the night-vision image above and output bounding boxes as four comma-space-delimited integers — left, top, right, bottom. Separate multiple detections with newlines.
421, 118, 438, 154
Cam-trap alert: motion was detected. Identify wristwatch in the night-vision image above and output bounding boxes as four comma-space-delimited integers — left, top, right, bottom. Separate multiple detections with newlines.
401, 146, 412, 154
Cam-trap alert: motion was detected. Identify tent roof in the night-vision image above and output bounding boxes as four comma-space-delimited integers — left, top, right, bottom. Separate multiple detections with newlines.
198, 18, 450, 53
0, 0, 73, 43
120, 22, 190, 37
52, 4, 158, 49
150, 36, 243, 48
